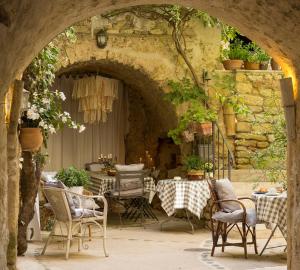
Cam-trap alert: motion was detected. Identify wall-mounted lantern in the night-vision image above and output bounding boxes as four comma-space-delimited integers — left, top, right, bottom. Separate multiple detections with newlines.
96, 29, 108, 49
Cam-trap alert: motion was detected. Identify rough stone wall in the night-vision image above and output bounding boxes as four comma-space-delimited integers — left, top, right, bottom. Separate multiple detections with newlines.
210, 70, 284, 169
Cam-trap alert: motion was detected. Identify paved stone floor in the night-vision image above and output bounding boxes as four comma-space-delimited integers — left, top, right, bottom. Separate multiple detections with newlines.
18, 217, 287, 270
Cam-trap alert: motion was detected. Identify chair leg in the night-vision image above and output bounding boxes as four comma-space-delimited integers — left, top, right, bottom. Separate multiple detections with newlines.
41, 221, 56, 255
211, 221, 221, 257
103, 220, 109, 257
252, 226, 258, 254
242, 223, 248, 259
65, 222, 72, 260
78, 223, 82, 252
222, 223, 227, 252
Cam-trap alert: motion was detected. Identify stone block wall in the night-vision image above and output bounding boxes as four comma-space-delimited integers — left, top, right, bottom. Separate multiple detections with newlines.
210, 70, 284, 169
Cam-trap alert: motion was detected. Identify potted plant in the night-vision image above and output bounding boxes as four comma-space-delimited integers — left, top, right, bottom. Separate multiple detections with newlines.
203, 162, 214, 178
221, 40, 247, 70
20, 89, 85, 151
184, 155, 205, 180
257, 49, 271, 70
271, 58, 281, 70
55, 166, 90, 194
244, 43, 260, 70
165, 79, 217, 145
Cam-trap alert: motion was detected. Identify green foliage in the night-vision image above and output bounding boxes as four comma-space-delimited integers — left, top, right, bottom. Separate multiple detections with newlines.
221, 25, 238, 43
55, 166, 90, 187
221, 40, 248, 61
212, 73, 250, 115
184, 155, 204, 171
165, 78, 207, 105
21, 27, 84, 147
251, 98, 287, 189
165, 78, 216, 144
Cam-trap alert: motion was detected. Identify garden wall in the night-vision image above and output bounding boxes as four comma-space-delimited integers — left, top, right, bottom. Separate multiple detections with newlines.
211, 70, 284, 169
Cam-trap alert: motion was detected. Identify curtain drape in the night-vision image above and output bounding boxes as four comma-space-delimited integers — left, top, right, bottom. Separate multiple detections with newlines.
45, 76, 128, 171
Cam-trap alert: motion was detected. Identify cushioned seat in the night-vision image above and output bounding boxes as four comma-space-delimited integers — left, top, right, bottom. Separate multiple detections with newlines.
72, 208, 103, 218
212, 208, 257, 227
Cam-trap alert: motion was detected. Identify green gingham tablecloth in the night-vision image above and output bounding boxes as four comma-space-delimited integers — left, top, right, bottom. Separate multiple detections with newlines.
156, 179, 211, 218
254, 193, 287, 240
88, 172, 156, 202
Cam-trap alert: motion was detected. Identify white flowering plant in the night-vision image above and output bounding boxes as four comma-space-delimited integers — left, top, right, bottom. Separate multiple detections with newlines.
21, 88, 85, 145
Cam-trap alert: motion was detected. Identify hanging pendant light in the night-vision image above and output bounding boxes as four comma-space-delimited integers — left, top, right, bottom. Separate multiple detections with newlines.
96, 29, 108, 49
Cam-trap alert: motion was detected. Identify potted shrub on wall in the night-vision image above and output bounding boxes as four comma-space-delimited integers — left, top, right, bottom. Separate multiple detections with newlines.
244, 43, 260, 70
258, 49, 271, 70
221, 40, 247, 70
55, 166, 90, 194
184, 155, 205, 180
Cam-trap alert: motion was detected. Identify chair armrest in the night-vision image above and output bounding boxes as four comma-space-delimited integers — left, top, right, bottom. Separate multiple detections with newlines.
64, 190, 108, 218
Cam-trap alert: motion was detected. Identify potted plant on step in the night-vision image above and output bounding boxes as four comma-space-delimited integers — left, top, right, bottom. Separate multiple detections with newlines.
184, 155, 205, 180
20, 89, 85, 151
55, 166, 90, 194
257, 49, 271, 70
221, 40, 247, 70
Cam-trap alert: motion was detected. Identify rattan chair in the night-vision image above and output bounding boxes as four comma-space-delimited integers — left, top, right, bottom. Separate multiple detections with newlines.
41, 186, 108, 259
208, 179, 258, 258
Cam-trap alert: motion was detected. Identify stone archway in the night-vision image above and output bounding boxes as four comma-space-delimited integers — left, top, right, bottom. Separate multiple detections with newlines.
0, 1, 300, 270
57, 59, 179, 172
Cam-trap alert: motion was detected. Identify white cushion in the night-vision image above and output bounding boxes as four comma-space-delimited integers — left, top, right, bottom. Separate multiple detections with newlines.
215, 178, 240, 212
115, 163, 144, 171
41, 171, 57, 182
86, 163, 105, 172
212, 208, 257, 227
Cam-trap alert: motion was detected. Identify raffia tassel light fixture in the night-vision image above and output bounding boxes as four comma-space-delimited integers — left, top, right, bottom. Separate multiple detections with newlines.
72, 75, 119, 124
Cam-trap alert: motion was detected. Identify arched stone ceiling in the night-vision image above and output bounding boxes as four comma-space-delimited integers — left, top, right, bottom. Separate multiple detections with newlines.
57, 60, 178, 133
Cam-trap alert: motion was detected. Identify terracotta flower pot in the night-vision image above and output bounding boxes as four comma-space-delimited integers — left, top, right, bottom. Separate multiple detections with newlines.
244, 61, 260, 70
271, 58, 281, 70
188, 122, 213, 136
19, 128, 43, 152
187, 170, 204, 181
260, 62, 269, 70
222, 59, 244, 70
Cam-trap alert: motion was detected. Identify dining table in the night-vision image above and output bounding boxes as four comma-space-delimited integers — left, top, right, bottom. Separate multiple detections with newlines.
253, 191, 287, 255
87, 171, 156, 202
156, 179, 211, 232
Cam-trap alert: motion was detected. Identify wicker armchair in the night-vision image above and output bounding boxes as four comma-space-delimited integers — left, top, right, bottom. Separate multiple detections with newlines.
41, 186, 108, 259
208, 179, 258, 258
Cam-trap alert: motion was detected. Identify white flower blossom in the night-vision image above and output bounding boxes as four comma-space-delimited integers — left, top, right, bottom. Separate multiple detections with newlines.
39, 108, 45, 113
27, 108, 40, 120
42, 98, 50, 105
61, 116, 67, 123
49, 125, 56, 134
59, 92, 66, 101
79, 125, 86, 133
64, 111, 70, 117
72, 122, 77, 129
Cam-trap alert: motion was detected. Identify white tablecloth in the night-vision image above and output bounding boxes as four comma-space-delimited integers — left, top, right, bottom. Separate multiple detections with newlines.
156, 179, 211, 218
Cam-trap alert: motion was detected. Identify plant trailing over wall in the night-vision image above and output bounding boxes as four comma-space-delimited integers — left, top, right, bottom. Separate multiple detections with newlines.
56, 166, 90, 187
251, 97, 287, 189
212, 73, 250, 115
165, 78, 216, 144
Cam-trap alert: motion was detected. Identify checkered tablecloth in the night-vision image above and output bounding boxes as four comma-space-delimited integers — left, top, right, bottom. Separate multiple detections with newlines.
255, 193, 287, 240
88, 172, 156, 202
156, 179, 211, 219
